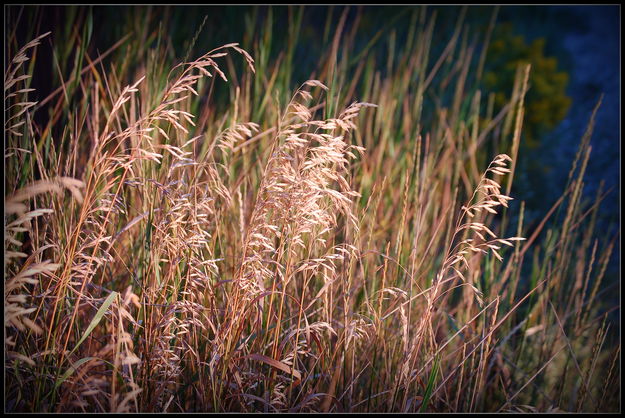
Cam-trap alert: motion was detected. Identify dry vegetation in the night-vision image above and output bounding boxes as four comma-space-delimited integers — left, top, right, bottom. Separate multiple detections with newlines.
4, 7, 619, 412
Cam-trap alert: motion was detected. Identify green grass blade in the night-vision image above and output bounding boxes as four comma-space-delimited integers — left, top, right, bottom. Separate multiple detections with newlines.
54, 357, 96, 391
69, 291, 118, 357
419, 354, 440, 412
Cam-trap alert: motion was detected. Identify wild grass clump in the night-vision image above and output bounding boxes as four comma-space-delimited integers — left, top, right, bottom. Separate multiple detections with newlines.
5, 6, 619, 412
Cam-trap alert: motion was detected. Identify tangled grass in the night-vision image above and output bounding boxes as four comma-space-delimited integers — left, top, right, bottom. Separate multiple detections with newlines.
4, 7, 619, 412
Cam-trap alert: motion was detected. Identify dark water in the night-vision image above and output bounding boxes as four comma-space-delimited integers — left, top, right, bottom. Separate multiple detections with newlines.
541, 6, 619, 219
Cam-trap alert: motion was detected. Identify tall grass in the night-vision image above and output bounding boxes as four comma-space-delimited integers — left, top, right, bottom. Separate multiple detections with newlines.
4, 6, 619, 412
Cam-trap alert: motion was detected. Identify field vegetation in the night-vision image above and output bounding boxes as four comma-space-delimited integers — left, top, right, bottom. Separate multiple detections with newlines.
4, 6, 619, 412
